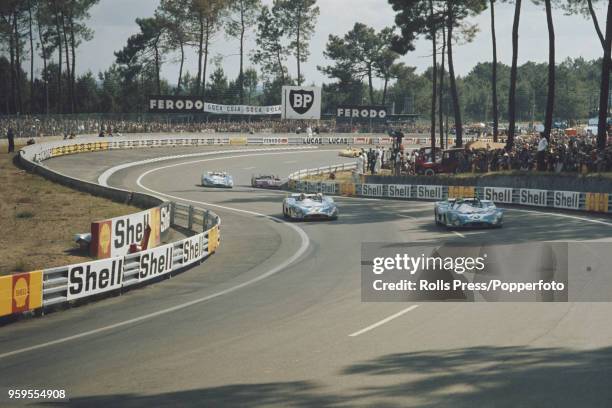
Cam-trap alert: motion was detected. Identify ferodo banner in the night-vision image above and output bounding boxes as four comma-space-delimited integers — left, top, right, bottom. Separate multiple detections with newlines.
67, 258, 124, 301
91, 204, 171, 259
148, 96, 281, 115
0, 271, 43, 317
262, 137, 289, 145
337, 106, 387, 122
281, 86, 321, 120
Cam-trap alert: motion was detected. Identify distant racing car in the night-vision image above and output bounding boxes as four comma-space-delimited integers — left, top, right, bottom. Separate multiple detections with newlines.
434, 197, 503, 228
202, 171, 234, 188
339, 147, 362, 157
283, 193, 339, 221
251, 174, 283, 189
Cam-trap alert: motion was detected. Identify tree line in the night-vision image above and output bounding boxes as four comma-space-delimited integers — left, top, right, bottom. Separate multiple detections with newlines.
0, 0, 610, 150
0, 0, 320, 114
387, 0, 611, 150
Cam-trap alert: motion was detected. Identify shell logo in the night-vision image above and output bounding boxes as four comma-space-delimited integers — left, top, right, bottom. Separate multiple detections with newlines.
100, 222, 111, 253
12, 277, 29, 309
0, 271, 43, 317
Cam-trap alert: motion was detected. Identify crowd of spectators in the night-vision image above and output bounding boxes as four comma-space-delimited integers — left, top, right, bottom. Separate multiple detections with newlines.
0, 116, 380, 138
407, 132, 612, 174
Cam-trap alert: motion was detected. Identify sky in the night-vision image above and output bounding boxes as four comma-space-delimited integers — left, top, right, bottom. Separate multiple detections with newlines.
64, 0, 606, 87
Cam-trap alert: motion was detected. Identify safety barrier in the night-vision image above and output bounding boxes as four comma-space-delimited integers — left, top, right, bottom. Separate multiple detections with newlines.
39, 203, 220, 309
18, 134, 441, 166
2, 139, 223, 320
288, 170, 612, 215
287, 162, 358, 181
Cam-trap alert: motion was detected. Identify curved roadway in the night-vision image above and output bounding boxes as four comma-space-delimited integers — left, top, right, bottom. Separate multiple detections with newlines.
2, 145, 612, 407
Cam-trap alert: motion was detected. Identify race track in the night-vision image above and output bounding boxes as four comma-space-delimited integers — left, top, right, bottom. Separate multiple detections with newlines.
2, 145, 612, 407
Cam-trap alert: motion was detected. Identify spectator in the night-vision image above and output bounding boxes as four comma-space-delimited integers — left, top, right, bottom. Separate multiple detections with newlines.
537, 133, 549, 171
7, 127, 14, 153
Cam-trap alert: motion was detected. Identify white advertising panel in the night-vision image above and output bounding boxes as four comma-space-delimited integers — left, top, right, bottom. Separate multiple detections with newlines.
553, 191, 581, 210
181, 233, 208, 267
387, 184, 412, 199
302, 137, 323, 145
361, 184, 384, 197
67, 258, 124, 301
281, 86, 322, 120
262, 137, 289, 145
327, 137, 351, 144
137, 243, 175, 283
111, 209, 154, 257
483, 187, 514, 204
519, 189, 549, 207
320, 182, 338, 195
416, 185, 443, 200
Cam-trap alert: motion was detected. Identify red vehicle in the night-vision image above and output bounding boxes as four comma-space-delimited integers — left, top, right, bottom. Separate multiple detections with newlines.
415, 148, 465, 175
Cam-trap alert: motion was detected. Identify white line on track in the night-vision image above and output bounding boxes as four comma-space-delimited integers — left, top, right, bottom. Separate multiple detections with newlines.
23, 148, 605, 352
509, 208, 612, 227
97, 146, 321, 186
452, 231, 466, 238
243, 167, 256, 170
1, 150, 335, 361
349, 305, 420, 337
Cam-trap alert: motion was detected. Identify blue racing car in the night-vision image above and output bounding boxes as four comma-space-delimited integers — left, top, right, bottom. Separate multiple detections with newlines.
283, 193, 339, 221
434, 198, 503, 228
201, 171, 234, 188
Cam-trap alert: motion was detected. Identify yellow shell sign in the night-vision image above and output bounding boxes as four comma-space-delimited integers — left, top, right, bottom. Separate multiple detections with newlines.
0, 271, 43, 317
229, 137, 248, 146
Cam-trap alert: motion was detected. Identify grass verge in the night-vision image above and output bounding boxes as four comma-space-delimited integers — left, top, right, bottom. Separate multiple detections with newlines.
0, 147, 140, 275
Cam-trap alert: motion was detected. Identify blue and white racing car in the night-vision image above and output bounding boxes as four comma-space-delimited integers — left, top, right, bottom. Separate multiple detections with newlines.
434, 197, 503, 228
202, 171, 234, 188
283, 193, 339, 221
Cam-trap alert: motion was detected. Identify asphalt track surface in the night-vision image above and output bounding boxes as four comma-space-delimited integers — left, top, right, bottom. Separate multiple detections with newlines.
2, 145, 612, 408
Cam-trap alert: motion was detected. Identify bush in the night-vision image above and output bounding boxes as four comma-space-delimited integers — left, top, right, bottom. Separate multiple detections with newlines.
16, 211, 34, 219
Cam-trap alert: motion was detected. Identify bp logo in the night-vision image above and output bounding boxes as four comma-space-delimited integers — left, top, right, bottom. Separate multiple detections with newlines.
289, 90, 315, 114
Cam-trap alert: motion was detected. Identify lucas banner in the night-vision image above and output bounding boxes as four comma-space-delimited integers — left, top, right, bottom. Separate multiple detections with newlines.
281, 86, 322, 120
148, 96, 281, 115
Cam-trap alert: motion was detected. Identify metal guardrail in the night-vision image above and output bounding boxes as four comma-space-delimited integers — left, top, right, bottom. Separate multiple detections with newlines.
288, 170, 611, 215
288, 162, 358, 181
39, 202, 221, 312
2, 136, 227, 320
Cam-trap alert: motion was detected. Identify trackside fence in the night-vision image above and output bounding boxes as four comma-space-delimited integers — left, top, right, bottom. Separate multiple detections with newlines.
287, 172, 611, 215
39, 204, 220, 310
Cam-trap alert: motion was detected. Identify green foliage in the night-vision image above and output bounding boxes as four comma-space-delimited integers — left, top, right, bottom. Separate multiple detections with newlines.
251, 5, 288, 83
273, 0, 320, 84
